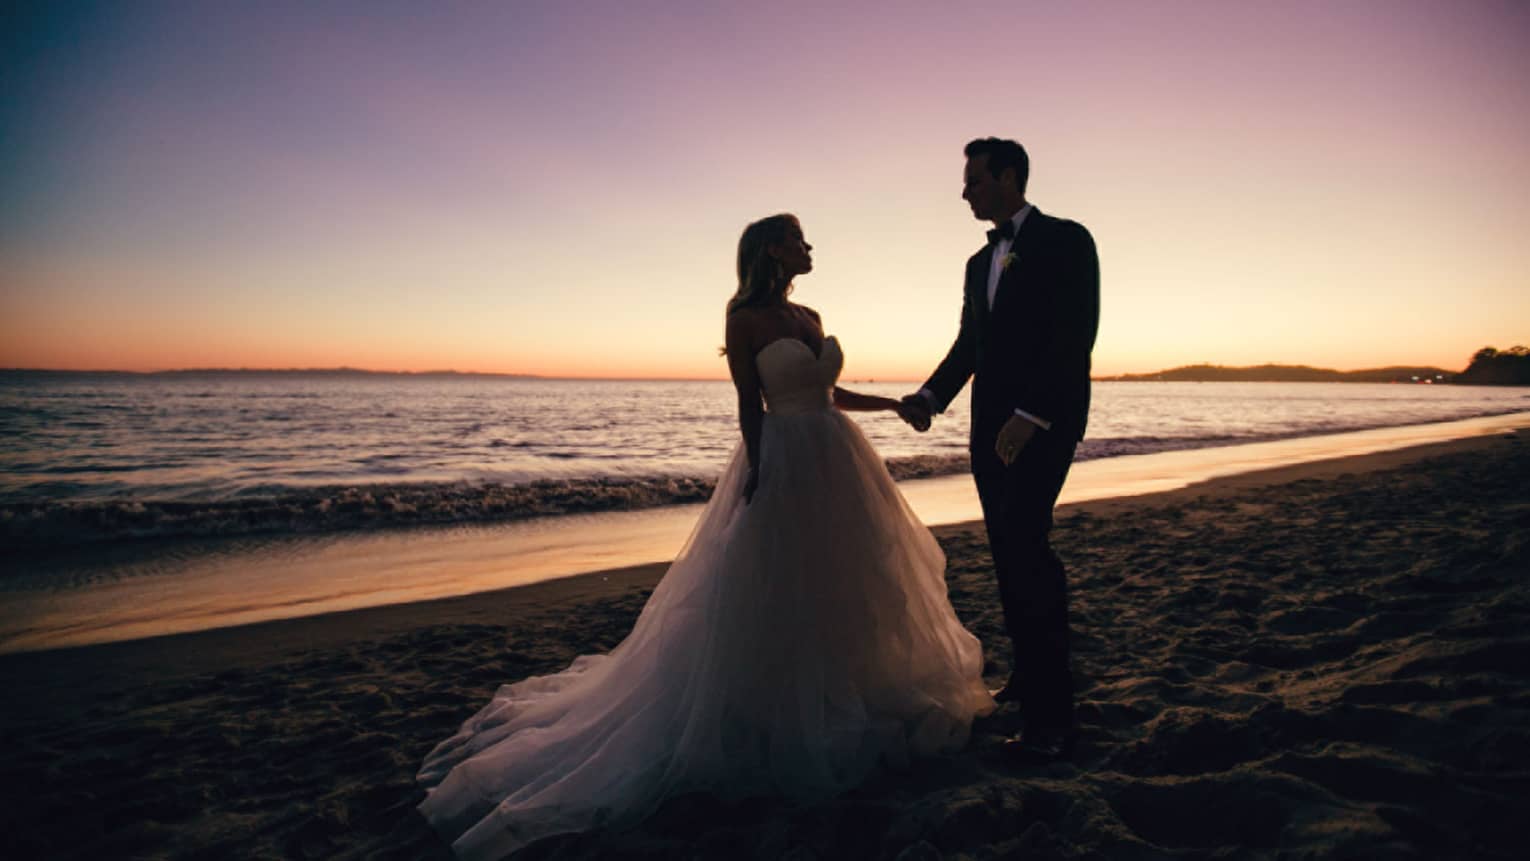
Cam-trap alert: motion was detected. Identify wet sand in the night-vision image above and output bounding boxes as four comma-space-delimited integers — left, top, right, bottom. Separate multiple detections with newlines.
2, 430, 1527, 859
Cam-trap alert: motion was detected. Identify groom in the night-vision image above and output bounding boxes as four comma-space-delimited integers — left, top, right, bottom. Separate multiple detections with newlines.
903, 137, 1099, 761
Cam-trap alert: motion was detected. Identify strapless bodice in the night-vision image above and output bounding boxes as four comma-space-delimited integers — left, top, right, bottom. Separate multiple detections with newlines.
757, 336, 842, 416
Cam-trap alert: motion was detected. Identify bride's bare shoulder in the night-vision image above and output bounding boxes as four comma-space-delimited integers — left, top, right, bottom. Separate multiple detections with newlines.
727, 305, 763, 329
725, 307, 766, 351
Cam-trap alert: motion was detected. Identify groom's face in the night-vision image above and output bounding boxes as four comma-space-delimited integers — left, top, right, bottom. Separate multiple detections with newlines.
962, 155, 1007, 222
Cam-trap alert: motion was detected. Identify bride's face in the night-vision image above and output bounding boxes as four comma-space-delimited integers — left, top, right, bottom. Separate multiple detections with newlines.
770, 220, 814, 278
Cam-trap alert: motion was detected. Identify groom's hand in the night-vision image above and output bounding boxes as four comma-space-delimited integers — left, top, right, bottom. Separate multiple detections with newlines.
898, 394, 932, 432
995, 415, 1038, 466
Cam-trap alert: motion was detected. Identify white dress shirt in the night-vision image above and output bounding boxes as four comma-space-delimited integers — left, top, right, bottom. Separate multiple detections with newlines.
919, 203, 1052, 431
987, 203, 1033, 312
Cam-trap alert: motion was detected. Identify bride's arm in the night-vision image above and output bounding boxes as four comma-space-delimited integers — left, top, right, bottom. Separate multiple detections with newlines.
724, 313, 765, 499
832, 386, 900, 412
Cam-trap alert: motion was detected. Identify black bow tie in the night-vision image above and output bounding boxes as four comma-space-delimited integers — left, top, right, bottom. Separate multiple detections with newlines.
986, 221, 1017, 244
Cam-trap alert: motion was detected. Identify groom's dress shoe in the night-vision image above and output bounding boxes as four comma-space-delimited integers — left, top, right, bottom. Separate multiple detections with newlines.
1001, 731, 1077, 764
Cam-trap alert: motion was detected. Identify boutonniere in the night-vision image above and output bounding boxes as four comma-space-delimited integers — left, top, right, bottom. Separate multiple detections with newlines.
1000, 252, 1017, 271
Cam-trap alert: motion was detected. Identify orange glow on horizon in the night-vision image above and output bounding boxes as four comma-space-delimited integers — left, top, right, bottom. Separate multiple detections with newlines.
0, 337, 1500, 382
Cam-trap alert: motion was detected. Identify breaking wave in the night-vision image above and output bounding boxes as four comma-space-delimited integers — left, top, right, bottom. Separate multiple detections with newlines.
4, 411, 1528, 551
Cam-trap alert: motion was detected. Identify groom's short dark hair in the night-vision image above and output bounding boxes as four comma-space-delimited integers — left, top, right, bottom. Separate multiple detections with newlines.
965, 137, 1029, 193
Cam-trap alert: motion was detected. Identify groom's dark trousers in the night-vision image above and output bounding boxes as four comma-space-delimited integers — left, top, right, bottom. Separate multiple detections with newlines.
971, 422, 1077, 735
922, 207, 1098, 738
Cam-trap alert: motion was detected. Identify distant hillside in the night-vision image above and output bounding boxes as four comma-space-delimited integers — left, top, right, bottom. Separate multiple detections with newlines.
1097, 363, 1452, 383
1455, 346, 1530, 385
1102, 345, 1530, 384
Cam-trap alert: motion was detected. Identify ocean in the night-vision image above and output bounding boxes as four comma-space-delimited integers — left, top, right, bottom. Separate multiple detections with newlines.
3, 372, 1529, 550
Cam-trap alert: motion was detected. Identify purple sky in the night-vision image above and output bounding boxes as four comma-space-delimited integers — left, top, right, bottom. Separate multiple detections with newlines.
4, 1, 1528, 377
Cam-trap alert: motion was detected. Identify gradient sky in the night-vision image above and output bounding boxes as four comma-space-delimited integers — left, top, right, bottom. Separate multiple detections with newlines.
3, 1, 1528, 380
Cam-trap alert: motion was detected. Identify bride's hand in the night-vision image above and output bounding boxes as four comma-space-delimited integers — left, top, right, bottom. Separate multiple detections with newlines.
742, 467, 759, 504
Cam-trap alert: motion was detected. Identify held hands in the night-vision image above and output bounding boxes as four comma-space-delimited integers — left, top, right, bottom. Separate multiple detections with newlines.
897, 394, 933, 432
995, 415, 1038, 466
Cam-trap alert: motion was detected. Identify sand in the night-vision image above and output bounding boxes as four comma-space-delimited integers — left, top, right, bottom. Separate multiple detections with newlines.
2, 430, 1527, 860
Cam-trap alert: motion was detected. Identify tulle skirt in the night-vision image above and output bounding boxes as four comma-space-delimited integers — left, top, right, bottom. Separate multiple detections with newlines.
416, 407, 994, 859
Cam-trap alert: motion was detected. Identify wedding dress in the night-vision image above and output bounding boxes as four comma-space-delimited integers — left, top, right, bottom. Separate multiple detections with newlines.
417, 335, 994, 859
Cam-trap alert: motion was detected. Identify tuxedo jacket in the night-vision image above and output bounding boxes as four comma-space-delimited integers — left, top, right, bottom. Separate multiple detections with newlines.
923, 207, 1099, 446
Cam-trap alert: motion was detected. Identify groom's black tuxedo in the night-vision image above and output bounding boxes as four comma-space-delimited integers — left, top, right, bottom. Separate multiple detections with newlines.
921, 206, 1099, 738
923, 207, 1099, 444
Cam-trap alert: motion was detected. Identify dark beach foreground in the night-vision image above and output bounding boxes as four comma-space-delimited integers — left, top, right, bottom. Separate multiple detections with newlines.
3, 431, 1528, 860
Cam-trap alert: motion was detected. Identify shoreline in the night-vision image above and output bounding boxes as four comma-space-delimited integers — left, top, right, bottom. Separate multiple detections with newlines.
2, 427, 1519, 694
4, 410, 1528, 656
6, 405, 1529, 554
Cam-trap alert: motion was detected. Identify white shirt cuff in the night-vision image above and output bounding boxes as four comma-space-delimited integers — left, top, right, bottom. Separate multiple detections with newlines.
1014, 408, 1052, 431
919, 390, 1050, 429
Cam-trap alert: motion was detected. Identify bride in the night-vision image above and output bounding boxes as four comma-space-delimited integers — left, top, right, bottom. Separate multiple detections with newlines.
416, 214, 995, 859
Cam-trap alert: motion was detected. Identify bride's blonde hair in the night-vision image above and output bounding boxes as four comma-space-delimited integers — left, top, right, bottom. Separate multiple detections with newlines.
726, 214, 797, 316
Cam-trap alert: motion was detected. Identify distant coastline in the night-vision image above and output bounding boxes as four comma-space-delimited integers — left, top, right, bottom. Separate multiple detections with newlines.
1099, 345, 1529, 384
0, 367, 547, 380
5, 343, 1527, 385
0, 365, 1477, 384
0, 368, 750, 383
1095, 363, 1455, 384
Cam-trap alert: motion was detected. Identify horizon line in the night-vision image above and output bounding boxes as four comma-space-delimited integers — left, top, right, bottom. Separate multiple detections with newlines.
0, 366, 741, 383
1, 358, 1466, 383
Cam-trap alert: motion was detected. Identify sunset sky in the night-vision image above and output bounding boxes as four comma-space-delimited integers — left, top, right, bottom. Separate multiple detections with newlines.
3, 1, 1528, 380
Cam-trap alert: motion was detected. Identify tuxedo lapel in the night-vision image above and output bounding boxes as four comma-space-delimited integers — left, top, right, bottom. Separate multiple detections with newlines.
989, 208, 1044, 319
969, 246, 994, 328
